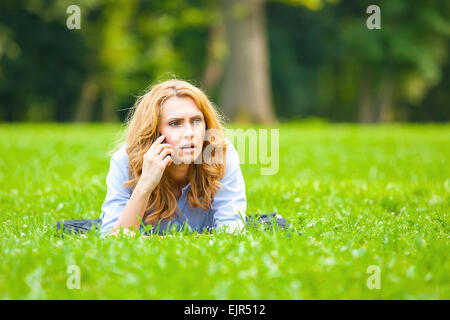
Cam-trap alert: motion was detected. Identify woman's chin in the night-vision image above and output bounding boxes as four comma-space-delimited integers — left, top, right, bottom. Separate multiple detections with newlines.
171, 155, 198, 165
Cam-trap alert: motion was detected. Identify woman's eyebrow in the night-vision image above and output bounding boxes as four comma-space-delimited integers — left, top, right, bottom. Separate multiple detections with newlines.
167, 114, 204, 121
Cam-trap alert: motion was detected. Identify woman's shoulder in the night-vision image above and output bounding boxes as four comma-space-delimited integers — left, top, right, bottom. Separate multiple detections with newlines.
224, 139, 241, 170
111, 143, 129, 165
224, 138, 237, 155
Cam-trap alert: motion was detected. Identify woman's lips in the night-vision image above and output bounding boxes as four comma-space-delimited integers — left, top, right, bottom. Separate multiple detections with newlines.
181, 146, 196, 153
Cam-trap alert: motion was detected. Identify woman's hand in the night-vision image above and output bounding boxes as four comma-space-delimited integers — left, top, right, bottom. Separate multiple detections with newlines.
136, 134, 174, 194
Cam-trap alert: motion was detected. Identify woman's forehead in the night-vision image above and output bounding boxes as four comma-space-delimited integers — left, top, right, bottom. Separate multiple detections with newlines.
161, 96, 202, 119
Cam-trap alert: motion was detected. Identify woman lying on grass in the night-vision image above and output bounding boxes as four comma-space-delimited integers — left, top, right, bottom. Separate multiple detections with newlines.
99, 79, 247, 238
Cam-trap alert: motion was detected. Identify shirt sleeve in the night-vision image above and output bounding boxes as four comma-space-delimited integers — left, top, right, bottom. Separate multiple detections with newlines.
210, 142, 247, 234
99, 149, 132, 238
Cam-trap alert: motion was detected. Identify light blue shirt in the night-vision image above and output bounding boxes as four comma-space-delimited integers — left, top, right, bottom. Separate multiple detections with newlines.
99, 140, 247, 237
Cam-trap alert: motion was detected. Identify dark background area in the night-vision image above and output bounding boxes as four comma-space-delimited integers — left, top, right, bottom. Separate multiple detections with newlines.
0, 0, 448, 123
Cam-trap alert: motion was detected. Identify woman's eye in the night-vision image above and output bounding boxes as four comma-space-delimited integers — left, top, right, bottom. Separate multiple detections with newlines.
169, 121, 179, 126
193, 118, 202, 123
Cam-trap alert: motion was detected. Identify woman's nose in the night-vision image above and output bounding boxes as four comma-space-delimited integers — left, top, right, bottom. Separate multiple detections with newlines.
183, 123, 194, 137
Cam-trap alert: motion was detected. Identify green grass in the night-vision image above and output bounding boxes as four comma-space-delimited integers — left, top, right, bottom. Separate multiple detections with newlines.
0, 122, 449, 299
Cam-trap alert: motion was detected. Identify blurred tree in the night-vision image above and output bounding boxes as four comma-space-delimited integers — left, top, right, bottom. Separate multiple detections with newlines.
410, 58, 450, 122
219, 0, 276, 123
70, 0, 213, 122
0, 0, 448, 123
218, 0, 327, 123
73, 0, 108, 122
336, 0, 450, 122
201, 3, 226, 94
0, 0, 88, 121
266, 0, 449, 123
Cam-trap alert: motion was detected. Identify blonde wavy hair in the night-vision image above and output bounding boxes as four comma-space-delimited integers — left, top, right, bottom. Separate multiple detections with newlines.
114, 79, 228, 227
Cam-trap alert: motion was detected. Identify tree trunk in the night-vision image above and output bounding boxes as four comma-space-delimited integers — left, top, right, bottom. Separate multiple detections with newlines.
377, 75, 394, 122
219, 0, 277, 123
202, 16, 225, 92
101, 89, 119, 122
357, 71, 376, 123
74, 76, 99, 122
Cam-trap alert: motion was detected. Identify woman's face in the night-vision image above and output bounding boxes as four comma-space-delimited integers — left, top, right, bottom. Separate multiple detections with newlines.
159, 95, 206, 164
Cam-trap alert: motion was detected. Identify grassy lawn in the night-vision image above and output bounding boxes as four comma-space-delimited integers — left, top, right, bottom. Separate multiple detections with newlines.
0, 122, 448, 299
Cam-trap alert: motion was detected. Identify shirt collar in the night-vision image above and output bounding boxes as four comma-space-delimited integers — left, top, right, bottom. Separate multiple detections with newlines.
181, 182, 190, 193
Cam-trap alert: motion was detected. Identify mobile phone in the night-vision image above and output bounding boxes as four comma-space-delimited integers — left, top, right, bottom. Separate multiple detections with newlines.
158, 133, 167, 144
158, 133, 171, 163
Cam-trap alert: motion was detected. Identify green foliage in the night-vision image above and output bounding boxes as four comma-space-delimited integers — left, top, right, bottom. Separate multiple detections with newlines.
0, 123, 449, 298
267, 0, 450, 121
0, 0, 448, 122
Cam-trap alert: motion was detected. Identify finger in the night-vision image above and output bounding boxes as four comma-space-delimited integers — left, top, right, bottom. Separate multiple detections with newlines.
157, 147, 174, 160
147, 142, 171, 158
146, 135, 166, 154
162, 154, 172, 167
156, 134, 165, 143
153, 143, 173, 156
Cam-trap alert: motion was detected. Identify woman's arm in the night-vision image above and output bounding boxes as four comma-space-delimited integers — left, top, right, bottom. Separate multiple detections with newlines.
110, 181, 153, 235
109, 135, 173, 236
